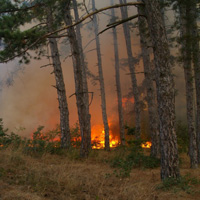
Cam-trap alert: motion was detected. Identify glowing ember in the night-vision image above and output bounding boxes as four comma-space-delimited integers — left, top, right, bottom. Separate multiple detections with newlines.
141, 141, 152, 149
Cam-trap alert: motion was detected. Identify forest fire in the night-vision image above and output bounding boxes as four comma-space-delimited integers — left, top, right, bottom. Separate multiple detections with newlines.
91, 124, 120, 149
141, 141, 152, 149
29, 123, 120, 149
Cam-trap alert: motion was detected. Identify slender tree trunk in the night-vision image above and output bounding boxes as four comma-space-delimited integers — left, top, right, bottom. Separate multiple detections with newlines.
110, 0, 125, 146
63, 5, 91, 157
179, 1, 198, 168
91, 0, 110, 150
119, 0, 141, 138
144, 0, 180, 180
46, 8, 71, 148
72, 0, 89, 97
189, 0, 200, 164
137, 6, 159, 157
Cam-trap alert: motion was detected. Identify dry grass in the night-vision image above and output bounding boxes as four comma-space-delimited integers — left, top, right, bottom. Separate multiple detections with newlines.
0, 148, 200, 200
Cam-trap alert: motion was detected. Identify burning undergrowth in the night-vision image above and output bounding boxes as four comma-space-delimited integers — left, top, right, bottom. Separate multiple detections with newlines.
0, 116, 153, 161
0, 118, 122, 154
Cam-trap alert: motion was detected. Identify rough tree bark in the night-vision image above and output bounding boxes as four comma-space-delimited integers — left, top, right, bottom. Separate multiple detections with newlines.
63, 4, 91, 157
110, 0, 125, 146
46, 7, 71, 148
91, 0, 110, 150
144, 0, 180, 180
179, 1, 198, 168
137, 5, 160, 157
119, 0, 141, 138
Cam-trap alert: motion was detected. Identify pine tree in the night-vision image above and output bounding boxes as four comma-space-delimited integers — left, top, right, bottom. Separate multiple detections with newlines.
62, 1, 92, 157
189, 0, 200, 164
110, 0, 125, 146
0, 1, 45, 63
91, 0, 110, 150
118, 0, 141, 138
0, 0, 72, 148
137, 4, 160, 157
46, 5, 71, 149
144, 0, 180, 180
178, 0, 198, 168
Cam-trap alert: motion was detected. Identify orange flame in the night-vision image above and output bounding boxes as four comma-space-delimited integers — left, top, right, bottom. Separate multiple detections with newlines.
29, 122, 120, 149
141, 141, 152, 149
91, 123, 120, 149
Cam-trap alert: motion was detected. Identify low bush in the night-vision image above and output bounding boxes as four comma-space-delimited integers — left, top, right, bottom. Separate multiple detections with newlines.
23, 125, 63, 156
110, 139, 160, 177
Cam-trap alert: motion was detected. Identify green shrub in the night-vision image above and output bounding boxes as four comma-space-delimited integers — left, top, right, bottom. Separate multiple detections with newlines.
23, 126, 62, 156
0, 118, 22, 149
110, 139, 160, 177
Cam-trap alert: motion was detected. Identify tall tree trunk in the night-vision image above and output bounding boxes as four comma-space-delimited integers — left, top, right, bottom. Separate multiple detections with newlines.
110, 0, 125, 146
46, 7, 71, 149
144, 0, 180, 180
63, 5, 91, 157
72, 0, 89, 98
119, 0, 141, 138
137, 6, 160, 157
179, 1, 198, 168
91, 0, 110, 150
189, 0, 200, 164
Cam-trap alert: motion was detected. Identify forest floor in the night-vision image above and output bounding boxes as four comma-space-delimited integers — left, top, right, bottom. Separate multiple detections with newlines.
0, 147, 200, 200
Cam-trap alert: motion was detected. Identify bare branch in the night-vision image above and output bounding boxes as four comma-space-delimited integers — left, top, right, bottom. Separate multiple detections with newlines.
83, 0, 93, 21
98, 14, 140, 35
40, 63, 53, 68
69, 93, 76, 98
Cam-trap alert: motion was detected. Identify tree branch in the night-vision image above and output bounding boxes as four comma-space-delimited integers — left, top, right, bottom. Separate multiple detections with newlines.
0, 3, 44, 14
1, 2, 144, 63
98, 14, 140, 35
40, 63, 53, 68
